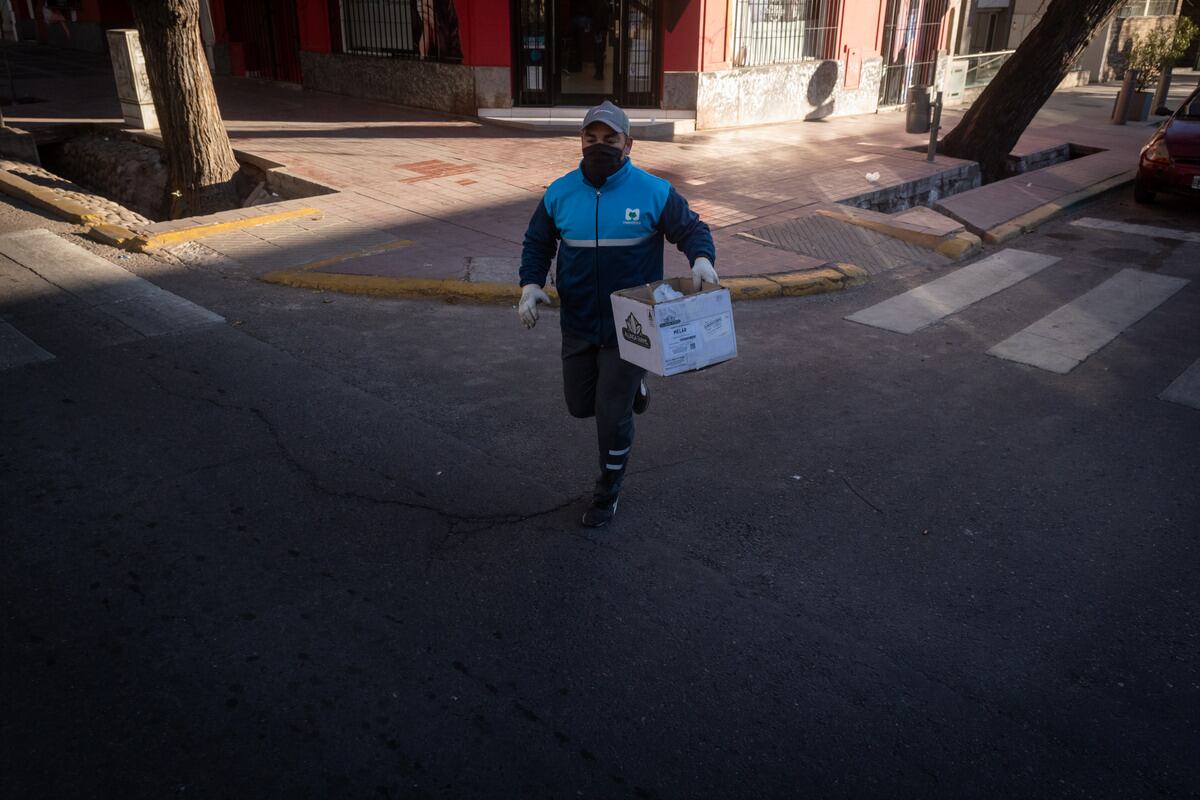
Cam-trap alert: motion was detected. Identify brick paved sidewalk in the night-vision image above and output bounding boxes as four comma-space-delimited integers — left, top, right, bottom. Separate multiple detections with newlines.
180, 79, 962, 283
2, 49, 1169, 285
196, 79, 1166, 285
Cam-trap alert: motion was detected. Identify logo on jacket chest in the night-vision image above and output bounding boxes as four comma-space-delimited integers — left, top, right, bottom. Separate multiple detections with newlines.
623, 208, 641, 225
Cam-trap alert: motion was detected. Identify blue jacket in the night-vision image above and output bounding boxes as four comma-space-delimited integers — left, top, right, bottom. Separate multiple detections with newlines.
520, 158, 716, 346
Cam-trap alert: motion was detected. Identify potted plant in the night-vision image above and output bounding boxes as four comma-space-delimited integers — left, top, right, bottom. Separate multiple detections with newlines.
1126, 18, 1199, 121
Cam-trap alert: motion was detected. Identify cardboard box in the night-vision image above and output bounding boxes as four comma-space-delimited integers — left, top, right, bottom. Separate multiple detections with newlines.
611, 278, 738, 376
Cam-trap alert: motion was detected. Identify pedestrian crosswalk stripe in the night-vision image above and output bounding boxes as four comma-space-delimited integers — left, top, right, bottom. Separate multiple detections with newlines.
0, 230, 224, 336
1070, 217, 1200, 243
1160, 357, 1200, 410
845, 248, 1059, 334
987, 269, 1189, 374
0, 318, 54, 370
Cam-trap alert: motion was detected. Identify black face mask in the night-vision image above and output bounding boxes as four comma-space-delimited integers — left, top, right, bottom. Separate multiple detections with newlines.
581, 143, 625, 187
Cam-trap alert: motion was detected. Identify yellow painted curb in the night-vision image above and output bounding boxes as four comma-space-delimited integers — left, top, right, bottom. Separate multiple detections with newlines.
0, 169, 104, 225
769, 267, 846, 297
260, 262, 866, 304
829, 262, 869, 282
261, 268, 563, 304
983, 222, 1023, 245
934, 232, 981, 259
722, 276, 783, 300
133, 206, 323, 250
983, 170, 1135, 244
86, 223, 139, 248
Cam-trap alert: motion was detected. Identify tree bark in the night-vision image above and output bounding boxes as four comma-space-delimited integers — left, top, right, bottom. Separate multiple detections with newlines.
940, 0, 1126, 182
128, 0, 240, 218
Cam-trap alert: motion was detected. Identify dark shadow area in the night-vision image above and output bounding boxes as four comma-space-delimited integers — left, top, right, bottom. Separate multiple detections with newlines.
804, 60, 839, 122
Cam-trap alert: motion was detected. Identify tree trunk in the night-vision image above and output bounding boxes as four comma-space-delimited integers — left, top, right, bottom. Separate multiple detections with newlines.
128, 0, 240, 218
940, 0, 1125, 182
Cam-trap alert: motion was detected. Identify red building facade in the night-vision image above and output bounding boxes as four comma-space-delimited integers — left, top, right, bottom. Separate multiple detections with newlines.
12, 0, 957, 128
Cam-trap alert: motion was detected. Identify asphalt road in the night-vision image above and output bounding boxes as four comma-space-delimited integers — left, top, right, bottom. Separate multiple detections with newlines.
2, 187, 1198, 799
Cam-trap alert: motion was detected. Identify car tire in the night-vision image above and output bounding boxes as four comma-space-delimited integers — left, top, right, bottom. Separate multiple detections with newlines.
1134, 183, 1156, 204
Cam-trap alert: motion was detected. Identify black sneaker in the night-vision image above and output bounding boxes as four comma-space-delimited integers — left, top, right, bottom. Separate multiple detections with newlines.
633, 378, 649, 415
581, 495, 619, 528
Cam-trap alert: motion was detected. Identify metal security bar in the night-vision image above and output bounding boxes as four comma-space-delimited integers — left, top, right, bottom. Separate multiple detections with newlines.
730, 0, 842, 68
955, 48, 1013, 88
878, 0, 948, 107
623, 0, 656, 105
513, 0, 550, 105
332, 0, 463, 62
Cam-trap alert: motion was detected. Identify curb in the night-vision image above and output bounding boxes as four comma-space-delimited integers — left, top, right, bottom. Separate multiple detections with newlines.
0, 169, 104, 225
131, 206, 322, 250
0, 167, 326, 252
934, 232, 982, 259
259, 262, 868, 304
980, 170, 1135, 245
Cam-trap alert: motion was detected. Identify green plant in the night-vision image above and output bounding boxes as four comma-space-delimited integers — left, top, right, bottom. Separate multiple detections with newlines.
1127, 17, 1200, 91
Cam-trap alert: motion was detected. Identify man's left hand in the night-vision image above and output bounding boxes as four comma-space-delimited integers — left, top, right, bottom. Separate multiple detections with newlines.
692, 257, 719, 291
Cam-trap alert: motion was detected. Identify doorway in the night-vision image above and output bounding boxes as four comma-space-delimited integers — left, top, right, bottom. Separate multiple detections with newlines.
878, 0, 949, 107
225, 0, 302, 83
513, 0, 659, 107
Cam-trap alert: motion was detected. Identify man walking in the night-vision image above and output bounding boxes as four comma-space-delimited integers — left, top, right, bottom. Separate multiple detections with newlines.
518, 101, 718, 528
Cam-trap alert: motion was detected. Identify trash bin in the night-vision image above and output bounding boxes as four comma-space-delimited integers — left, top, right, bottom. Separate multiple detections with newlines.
905, 86, 931, 134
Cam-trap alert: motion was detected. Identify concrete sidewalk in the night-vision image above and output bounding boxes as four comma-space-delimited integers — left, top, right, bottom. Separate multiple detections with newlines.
2, 46, 1185, 300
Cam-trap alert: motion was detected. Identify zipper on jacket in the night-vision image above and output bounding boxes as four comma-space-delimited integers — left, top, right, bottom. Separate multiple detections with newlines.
594, 189, 601, 339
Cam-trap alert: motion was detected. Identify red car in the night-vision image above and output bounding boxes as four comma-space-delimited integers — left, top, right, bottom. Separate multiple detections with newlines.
1135, 85, 1200, 203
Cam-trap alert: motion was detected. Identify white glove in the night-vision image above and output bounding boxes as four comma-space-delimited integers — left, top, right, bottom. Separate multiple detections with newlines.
519, 283, 551, 329
692, 257, 719, 291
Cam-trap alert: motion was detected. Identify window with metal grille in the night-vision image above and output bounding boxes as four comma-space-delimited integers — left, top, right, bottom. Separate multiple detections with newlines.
331, 0, 463, 62
878, 0, 948, 107
729, 0, 842, 68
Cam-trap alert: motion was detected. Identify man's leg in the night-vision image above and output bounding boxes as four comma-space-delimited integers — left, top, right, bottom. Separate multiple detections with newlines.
592, 344, 645, 502
562, 334, 599, 420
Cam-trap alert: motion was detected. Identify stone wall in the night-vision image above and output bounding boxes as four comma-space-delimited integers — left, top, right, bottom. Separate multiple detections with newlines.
695, 57, 883, 129
299, 52, 511, 115
42, 132, 168, 220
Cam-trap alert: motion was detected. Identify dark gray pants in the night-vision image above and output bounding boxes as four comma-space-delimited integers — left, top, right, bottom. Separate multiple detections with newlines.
562, 334, 645, 500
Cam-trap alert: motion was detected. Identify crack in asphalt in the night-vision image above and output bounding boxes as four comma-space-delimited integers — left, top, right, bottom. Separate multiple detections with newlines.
842, 475, 885, 514
136, 364, 583, 534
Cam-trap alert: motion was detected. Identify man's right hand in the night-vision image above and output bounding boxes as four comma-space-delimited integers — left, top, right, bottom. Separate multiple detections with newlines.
519, 284, 551, 329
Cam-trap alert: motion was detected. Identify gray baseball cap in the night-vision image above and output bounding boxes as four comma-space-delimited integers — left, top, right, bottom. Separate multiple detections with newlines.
581, 100, 631, 136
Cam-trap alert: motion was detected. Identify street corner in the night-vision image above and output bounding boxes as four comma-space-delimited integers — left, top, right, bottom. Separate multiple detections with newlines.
959, 168, 1139, 245
813, 203, 980, 262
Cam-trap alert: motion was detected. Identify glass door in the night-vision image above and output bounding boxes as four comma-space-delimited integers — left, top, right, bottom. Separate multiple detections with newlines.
512, 0, 659, 107
515, 0, 551, 105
